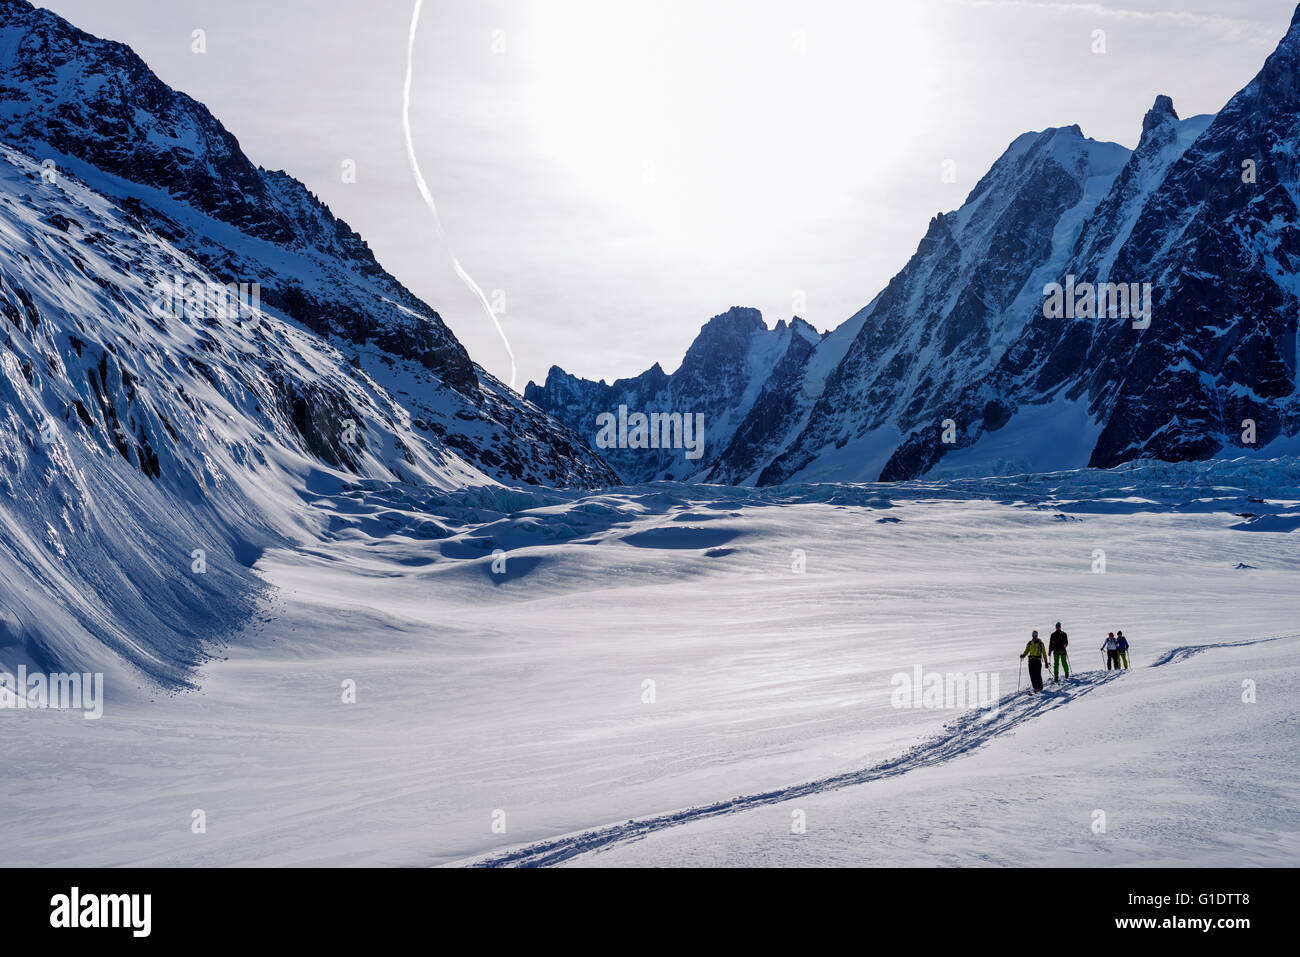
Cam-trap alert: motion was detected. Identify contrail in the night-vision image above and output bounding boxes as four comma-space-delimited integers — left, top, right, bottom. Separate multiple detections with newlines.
402, 0, 518, 390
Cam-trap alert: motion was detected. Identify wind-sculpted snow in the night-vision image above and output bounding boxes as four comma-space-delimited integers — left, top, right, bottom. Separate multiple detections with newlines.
2, 450, 1297, 865
0, 144, 490, 686
1230, 513, 1300, 532
278, 458, 1300, 602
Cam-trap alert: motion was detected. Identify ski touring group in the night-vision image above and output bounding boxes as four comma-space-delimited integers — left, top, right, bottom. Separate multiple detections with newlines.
1018, 624, 1131, 694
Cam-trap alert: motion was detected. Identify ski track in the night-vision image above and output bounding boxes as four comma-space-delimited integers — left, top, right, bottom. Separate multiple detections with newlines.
467, 635, 1294, 867
469, 671, 1120, 868
1148, 634, 1291, 668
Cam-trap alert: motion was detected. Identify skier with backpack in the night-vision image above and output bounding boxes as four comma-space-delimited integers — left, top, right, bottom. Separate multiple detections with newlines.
1101, 632, 1120, 670
1115, 630, 1130, 669
1048, 621, 1069, 682
1020, 630, 1049, 693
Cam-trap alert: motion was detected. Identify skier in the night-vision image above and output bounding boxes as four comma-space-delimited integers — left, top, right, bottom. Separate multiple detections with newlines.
1048, 621, 1069, 682
1115, 630, 1130, 669
1020, 630, 1048, 693
1101, 632, 1120, 670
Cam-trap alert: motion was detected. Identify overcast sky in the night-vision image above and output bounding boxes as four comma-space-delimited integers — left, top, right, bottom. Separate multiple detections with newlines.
33, 0, 1298, 389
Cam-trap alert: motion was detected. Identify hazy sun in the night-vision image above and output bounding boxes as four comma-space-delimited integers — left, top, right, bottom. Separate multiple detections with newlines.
523, 0, 937, 246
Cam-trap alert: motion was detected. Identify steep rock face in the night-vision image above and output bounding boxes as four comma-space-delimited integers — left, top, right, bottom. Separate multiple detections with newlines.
706, 316, 823, 484
1081, 30, 1300, 466
558, 126, 1135, 485
523, 364, 670, 485
761, 126, 1130, 484
878, 100, 1218, 479
526, 307, 822, 483
882, 11, 1300, 481
0, 0, 616, 489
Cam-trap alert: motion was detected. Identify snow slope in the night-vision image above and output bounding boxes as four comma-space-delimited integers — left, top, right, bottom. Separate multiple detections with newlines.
0, 0, 620, 688
0, 0, 615, 489
553, 634, 1299, 867
0, 142, 485, 686
2, 458, 1296, 866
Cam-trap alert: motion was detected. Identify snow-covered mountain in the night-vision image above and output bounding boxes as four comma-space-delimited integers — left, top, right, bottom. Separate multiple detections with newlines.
537, 126, 1133, 484
538, 11, 1300, 484
761, 124, 1131, 484
889, 16, 1300, 479
0, 141, 475, 686
526, 307, 823, 483
0, 0, 620, 686
0, 0, 614, 490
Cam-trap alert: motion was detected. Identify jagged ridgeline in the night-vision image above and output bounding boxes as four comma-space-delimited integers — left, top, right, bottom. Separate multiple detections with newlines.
0, 0, 615, 686
527, 307, 825, 483
0, 0, 614, 491
532, 11, 1300, 485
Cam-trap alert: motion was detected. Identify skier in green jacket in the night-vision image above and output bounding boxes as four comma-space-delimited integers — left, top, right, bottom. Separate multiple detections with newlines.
1020, 630, 1049, 693
1048, 622, 1069, 681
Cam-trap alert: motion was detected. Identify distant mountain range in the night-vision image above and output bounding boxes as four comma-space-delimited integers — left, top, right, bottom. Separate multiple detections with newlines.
530, 8, 1300, 484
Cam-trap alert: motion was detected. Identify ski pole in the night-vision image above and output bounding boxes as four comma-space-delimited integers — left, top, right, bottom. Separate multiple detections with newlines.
1018, 657, 1023, 691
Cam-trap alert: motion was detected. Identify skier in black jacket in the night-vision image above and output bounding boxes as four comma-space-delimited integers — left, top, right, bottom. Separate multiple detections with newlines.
1048, 622, 1069, 681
